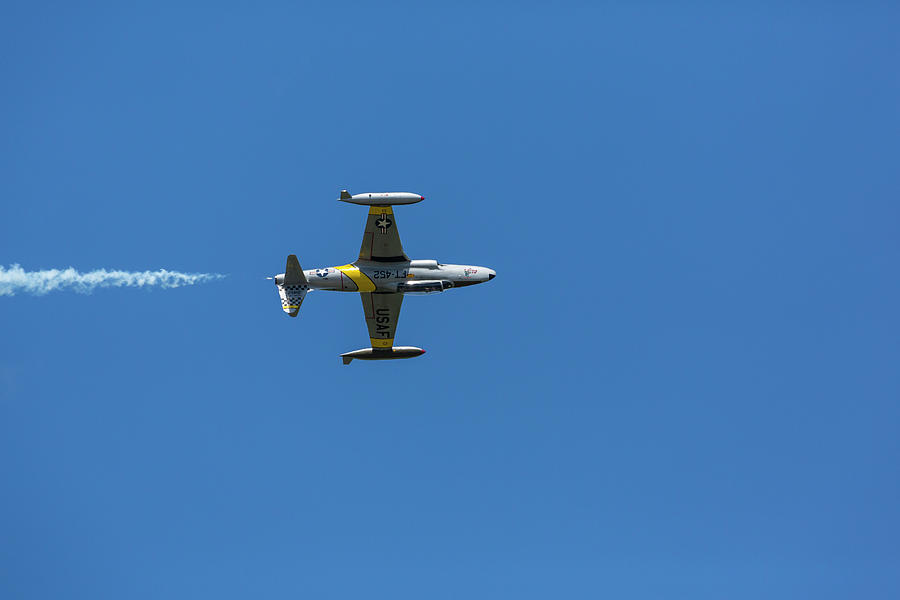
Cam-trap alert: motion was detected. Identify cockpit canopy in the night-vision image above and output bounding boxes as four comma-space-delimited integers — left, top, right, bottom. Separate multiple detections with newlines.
409, 259, 439, 269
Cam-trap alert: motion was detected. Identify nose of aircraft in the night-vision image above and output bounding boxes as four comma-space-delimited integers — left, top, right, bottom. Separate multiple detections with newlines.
487, 268, 496, 281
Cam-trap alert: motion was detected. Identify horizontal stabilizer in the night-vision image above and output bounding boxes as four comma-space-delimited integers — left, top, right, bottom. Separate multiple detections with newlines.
276, 254, 308, 317
284, 254, 307, 286
340, 346, 426, 365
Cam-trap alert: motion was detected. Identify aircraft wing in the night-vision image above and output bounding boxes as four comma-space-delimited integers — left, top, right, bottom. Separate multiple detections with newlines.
361, 292, 403, 348
359, 206, 408, 262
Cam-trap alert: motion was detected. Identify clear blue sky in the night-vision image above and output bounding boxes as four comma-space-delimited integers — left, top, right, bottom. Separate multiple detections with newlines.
2, 2, 899, 598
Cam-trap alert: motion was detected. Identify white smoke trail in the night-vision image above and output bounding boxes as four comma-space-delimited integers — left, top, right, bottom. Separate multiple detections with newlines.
0, 264, 226, 296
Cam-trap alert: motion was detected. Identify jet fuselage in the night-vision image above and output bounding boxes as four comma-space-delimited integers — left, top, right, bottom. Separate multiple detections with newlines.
297, 260, 496, 293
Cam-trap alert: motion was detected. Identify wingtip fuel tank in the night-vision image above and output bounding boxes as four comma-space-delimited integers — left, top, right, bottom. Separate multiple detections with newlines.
338, 190, 424, 206
340, 346, 426, 364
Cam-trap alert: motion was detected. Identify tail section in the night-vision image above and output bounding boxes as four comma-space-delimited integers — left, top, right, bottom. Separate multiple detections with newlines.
275, 254, 308, 317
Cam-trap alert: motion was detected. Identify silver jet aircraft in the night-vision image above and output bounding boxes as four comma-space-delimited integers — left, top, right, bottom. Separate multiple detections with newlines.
274, 190, 496, 364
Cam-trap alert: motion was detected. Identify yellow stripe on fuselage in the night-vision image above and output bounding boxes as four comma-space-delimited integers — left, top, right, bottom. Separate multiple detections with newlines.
371, 338, 393, 348
368, 205, 394, 215
335, 264, 376, 292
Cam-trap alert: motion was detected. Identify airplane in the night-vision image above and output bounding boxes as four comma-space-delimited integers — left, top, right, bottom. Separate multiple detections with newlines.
273, 190, 496, 364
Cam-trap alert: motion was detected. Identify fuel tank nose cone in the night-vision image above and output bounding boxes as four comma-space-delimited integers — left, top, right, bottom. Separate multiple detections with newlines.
488, 271, 496, 280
